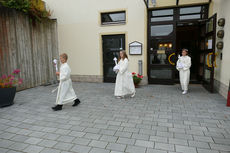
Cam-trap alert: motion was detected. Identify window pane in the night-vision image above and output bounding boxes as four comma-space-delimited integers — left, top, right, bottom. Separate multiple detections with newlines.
151, 25, 173, 36
101, 12, 125, 24
152, 9, 173, 16
206, 18, 214, 33
151, 16, 173, 22
180, 6, 201, 14
204, 69, 211, 82
150, 68, 172, 79
180, 14, 200, 20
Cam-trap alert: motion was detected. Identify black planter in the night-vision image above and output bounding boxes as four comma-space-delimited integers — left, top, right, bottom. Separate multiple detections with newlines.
0, 87, 16, 107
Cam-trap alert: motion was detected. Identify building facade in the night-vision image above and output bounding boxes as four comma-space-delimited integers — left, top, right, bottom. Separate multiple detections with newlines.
44, 0, 230, 98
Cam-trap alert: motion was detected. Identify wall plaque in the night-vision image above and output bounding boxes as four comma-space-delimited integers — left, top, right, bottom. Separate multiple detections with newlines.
129, 41, 142, 55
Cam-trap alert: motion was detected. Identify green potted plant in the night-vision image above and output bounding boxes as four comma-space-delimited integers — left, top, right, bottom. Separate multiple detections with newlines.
132, 72, 143, 88
0, 69, 23, 107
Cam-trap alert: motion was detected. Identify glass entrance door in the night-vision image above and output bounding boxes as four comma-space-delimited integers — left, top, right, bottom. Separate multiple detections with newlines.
102, 34, 125, 83
201, 14, 217, 92
148, 9, 176, 84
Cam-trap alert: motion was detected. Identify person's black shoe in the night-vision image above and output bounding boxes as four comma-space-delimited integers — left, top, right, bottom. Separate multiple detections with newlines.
72, 99, 81, 107
52, 105, 63, 111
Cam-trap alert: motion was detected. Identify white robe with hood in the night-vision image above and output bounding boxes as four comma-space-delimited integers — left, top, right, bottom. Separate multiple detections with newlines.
56, 63, 77, 105
176, 56, 191, 91
114, 58, 135, 97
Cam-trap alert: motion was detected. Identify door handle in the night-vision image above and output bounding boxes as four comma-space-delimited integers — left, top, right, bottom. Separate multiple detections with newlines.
207, 53, 218, 67
168, 53, 176, 65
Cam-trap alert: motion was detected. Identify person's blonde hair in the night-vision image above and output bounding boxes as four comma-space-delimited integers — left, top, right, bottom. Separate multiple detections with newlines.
119, 50, 128, 61
60, 53, 68, 61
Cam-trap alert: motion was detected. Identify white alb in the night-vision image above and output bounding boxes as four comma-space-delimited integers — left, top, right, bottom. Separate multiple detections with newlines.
176, 55, 191, 91
56, 63, 77, 105
114, 58, 135, 97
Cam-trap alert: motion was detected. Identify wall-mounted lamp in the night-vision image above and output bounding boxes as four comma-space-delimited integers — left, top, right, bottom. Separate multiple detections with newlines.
218, 18, 225, 27
217, 30, 224, 38
216, 41, 224, 50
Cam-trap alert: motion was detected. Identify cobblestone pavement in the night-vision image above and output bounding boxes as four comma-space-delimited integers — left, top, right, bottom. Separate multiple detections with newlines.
0, 83, 230, 153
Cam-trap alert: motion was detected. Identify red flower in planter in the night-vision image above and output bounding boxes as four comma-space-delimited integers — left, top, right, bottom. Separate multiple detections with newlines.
0, 69, 23, 88
132, 72, 136, 75
13, 69, 20, 74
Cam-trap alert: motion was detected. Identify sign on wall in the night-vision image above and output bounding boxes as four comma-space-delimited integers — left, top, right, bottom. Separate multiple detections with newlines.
129, 41, 142, 55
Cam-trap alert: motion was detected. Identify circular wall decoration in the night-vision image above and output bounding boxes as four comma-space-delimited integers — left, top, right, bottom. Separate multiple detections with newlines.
217, 30, 224, 38
218, 18, 225, 27
216, 41, 224, 50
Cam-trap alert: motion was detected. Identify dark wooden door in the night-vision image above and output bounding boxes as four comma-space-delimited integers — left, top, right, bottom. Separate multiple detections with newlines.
102, 34, 125, 83
200, 14, 217, 92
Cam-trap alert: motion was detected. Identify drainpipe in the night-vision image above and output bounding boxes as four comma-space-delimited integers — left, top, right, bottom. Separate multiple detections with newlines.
138, 60, 143, 75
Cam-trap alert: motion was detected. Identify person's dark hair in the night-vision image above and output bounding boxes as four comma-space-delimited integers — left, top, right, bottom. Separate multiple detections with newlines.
182, 48, 189, 55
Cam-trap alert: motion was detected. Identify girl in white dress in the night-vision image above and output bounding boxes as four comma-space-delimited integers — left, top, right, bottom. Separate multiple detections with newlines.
176, 49, 191, 95
114, 51, 135, 98
52, 53, 81, 111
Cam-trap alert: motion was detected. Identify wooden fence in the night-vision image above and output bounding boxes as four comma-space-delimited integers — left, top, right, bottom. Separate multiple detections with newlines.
0, 5, 59, 90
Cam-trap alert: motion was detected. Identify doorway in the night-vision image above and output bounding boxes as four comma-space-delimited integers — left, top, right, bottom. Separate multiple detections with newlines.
102, 34, 125, 83
176, 23, 202, 83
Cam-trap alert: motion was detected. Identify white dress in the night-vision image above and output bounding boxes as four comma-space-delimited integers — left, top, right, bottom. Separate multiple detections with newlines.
114, 58, 135, 97
176, 56, 191, 91
56, 63, 77, 105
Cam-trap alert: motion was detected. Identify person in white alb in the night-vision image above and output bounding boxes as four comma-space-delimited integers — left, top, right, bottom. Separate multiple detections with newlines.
52, 53, 81, 111
114, 50, 136, 98
176, 49, 191, 95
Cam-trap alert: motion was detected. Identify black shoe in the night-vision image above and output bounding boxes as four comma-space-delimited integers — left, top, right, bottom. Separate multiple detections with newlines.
52, 105, 63, 111
72, 99, 81, 107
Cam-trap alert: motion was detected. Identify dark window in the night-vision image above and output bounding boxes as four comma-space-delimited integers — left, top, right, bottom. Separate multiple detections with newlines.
101, 11, 126, 25
179, 6, 207, 20
152, 9, 173, 16
151, 24, 173, 36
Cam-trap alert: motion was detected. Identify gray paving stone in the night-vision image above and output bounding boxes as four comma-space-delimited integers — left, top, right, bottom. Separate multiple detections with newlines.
175, 145, 197, 153
0, 140, 15, 148
68, 131, 85, 137
72, 137, 91, 145
169, 138, 188, 146
23, 145, 44, 153
135, 140, 154, 148
106, 143, 126, 152
57, 136, 75, 143
132, 133, 149, 141
89, 148, 110, 153
9, 142, 29, 151
197, 148, 219, 153
117, 137, 135, 145
146, 148, 167, 153
155, 142, 175, 151
89, 140, 108, 148
188, 140, 210, 149
53, 142, 74, 151
100, 135, 118, 143
150, 136, 167, 143
70, 144, 91, 153
0, 148, 8, 153
38, 139, 57, 147
125, 145, 146, 153
40, 148, 61, 153
24, 137, 42, 145
84, 133, 101, 140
